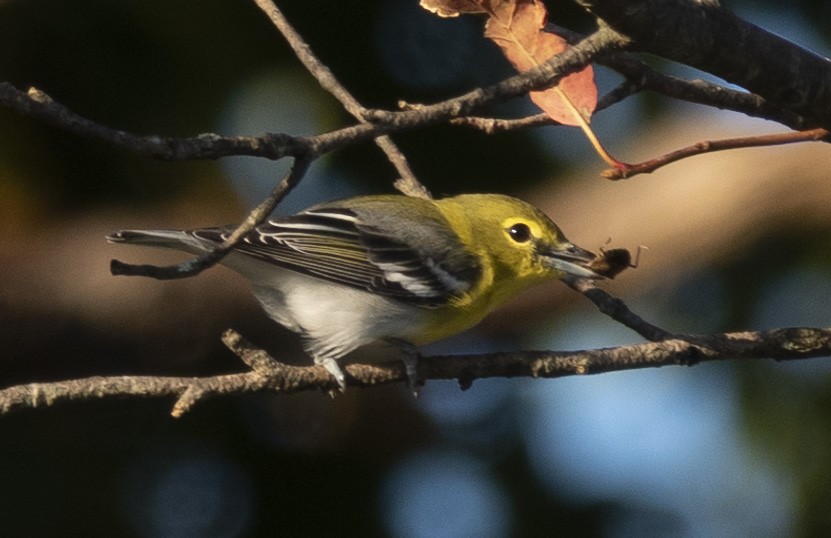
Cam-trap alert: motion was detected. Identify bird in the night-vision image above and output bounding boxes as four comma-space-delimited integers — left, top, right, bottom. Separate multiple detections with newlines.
107, 193, 603, 390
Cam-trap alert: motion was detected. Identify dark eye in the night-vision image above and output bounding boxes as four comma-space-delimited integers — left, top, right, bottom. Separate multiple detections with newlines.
507, 223, 532, 243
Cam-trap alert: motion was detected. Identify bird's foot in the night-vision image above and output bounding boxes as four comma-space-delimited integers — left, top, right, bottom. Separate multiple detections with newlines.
315, 356, 347, 392
388, 339, 421, 397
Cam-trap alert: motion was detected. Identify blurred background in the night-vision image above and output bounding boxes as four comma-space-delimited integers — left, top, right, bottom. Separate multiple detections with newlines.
1, 0, 830, 536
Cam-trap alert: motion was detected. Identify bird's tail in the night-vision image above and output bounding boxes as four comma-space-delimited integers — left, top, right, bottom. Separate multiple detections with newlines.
106, 229, 217, 255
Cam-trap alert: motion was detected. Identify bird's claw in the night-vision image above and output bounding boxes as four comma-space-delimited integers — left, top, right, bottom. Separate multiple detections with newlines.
316, 356, 347, 392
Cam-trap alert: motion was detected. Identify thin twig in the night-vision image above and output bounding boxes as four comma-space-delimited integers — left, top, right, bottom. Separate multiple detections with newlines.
448, 79, 641, 134
363, 27, 628, 122
252, 0, 431, 198
451, 113, 555, 133
564, 277, 675, 341
110, 157, 312, 279
603, 127, 830, 179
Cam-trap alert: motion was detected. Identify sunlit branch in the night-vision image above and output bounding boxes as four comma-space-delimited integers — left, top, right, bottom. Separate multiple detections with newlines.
603, 128, 830, 179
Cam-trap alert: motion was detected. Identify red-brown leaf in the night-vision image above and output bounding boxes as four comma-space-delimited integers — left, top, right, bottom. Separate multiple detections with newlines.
419, 0, 487, 18
484, 0, 597, 125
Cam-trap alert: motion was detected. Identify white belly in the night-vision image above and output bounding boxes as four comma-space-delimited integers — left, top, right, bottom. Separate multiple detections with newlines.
233, 257, 428, 359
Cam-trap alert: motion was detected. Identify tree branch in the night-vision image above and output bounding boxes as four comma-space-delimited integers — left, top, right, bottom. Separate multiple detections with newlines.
364, 26, 629, 124
550, 23, 813, 131
110, 157, 312, 279
448, 78, 640, 134
252, 0, 430, 198
0, 83, 310, 160
598, 51, 812, 131
449, 22, 814, 138
577, 0, 831, 126
0, 27, 623, 168
564, 277, 675, 341
1, 326, 828, 417
603, 127, 830, 179
1, 6, 826, 175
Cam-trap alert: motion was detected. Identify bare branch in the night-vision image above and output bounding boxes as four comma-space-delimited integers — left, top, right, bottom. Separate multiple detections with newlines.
600, 54, 812, 131
450, 113, 555, 133
252, 0, 430, 198
431, 24, 820, 180
363, 27, 629, 123
110, 157, 312, 279
0, 27, 622, 170
2, 9, 825, 178
550, 24, 813, 131
1, 326, 828, 416
603, 127, 830, 180
448, 79, 640, 134
0, 83, 309, 160
578, 0, 831, 126
252, 0, 363, 118
565, 277, 675, 341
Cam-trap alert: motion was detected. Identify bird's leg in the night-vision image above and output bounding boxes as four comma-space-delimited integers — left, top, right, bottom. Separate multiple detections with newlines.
387, 339, 421, 396
315, 356, 347, 391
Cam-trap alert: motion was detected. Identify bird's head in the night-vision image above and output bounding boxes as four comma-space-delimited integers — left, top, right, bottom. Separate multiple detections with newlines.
442, 194, 603, 284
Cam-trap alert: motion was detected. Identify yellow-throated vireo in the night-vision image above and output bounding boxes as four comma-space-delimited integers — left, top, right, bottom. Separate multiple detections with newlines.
108, 193, 603, 389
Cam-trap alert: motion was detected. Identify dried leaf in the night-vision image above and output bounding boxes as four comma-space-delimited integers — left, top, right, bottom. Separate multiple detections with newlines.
482, 0, 518, 22
484, 0, 597, 125
419, 0, 486, 18
421, 0, 618, 168
420, 0, 516, 20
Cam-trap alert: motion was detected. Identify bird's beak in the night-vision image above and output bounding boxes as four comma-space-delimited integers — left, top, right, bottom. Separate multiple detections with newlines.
541, 242, 604, 279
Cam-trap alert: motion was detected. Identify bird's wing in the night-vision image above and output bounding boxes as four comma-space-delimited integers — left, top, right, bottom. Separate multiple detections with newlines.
193, 206, 480, 307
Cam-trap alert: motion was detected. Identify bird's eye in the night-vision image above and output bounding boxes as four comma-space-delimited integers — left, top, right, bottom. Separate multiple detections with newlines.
507, 223, 532, 243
